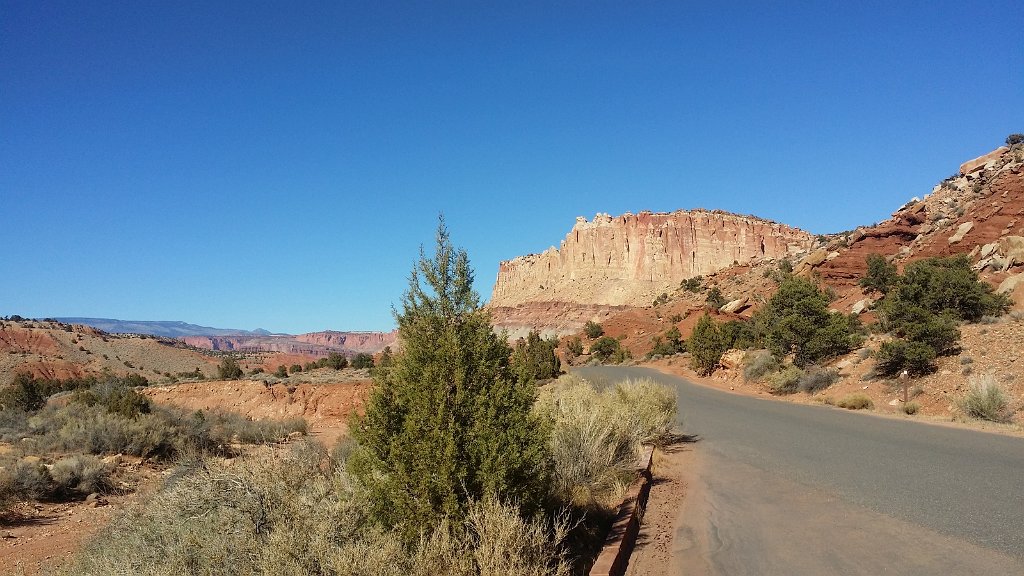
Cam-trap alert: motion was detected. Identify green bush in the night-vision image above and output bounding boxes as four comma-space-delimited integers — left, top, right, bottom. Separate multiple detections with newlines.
875, 339, 937, 377
350, 353, 375, 370
216, 356, 244, 380
274, 365, 288, 378
752, 277, 861, 366
563, 336, 583, 361
589, 336, 622, 362
680, 276, 703, 292
880, 255, 1010, 323
720, 320, 755, 350
350, 221, 550, 543
648, 326, 684, 358
511, 331, 561, 381
705, 287, 727, 310
859, 253, 898, 294
836, 393, 874, 410
288, 364, 302, 374
0, 372, 48, 411
688, 314, 726, 376
957, 374, 1011, 422
1007, 133, 1024, 146
325, 352, 349, 370
583, 321, 604, 339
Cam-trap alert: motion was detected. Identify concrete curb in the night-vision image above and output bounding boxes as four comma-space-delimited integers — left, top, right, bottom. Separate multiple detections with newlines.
588, 445, 655, 576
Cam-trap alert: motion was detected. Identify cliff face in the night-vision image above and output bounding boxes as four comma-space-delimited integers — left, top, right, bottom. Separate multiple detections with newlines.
490, 210, 814, 308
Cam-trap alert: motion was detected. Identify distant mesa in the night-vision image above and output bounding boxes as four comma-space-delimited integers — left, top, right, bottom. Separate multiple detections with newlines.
54, 318, 276, 339
488, 209, 814, 337
54, 318, 398, 357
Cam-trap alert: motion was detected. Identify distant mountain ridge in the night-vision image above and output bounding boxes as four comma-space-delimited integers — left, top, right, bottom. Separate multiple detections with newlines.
55, 318, 276, 338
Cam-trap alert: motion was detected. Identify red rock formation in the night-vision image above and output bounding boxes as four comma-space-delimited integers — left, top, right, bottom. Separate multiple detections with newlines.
491, 210, 814, 308
182, 330, 398, 356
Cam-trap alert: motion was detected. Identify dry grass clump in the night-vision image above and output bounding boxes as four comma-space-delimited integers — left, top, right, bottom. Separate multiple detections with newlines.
957, 373, 1012, 423
766, 366, 803, 395
797, 367, 839, 394
836, 393, 874, 410
742, 350, 779, 381
901, 402, 920, 415
0, 454, 114, 510
534, 375, 677, 509
65, 440, 571, 576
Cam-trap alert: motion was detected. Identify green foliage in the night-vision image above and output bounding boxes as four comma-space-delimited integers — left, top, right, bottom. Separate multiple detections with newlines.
326, 352, 349, 369
705, 287, 727, 310
778, 259, 793, 275
648, 326, 684, 357
880, 255, 1010, 323
859, 253, 898, 294
652, 292, 670, 307
752, 276, 861, 366
875, 340, 937, 377
688, 314, 726, 376
720, 320, 755, 350
869, 255, 1006, 377
351, 353, 375, 369
350, 220, 551, 543
1007, 133, 1024, 146
288, 363, 302, 374
72, 380, 152, 419
511, 331, 562, 381
216, 356, 244, 380
583, 321, 604, 339
563, 336, 583, 361
589, 336, 621, 362
377, 346, 393, 368
680, 276, 703, 292
273, 365, 288, 378
0, 372, 48, 411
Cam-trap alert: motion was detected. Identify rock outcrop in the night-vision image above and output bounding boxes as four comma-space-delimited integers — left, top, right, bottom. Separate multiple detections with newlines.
490, 210, 814, 309
182, 330, 398, 356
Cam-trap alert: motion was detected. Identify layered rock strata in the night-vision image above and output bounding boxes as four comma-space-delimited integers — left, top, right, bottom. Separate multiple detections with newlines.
491, 210, 815, 308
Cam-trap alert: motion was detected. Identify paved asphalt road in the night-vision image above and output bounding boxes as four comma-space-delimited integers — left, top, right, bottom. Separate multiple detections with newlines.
576, 366, 1024, 576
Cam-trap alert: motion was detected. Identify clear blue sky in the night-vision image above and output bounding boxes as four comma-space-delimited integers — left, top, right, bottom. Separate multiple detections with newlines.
2, 1, 1021, 333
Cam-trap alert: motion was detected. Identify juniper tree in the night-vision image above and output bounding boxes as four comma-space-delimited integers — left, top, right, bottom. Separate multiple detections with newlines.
350, 219, 551, 542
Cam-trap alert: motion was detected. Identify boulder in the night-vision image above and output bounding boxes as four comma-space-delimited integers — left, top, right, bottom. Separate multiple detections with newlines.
997, 273, 1024, 295
959, 147, 1009, 175
980, 242, 999, 259
851, 298, 874, 315
948, 221, 974, 244
719, 297, 751, 314
999, 236, 1024, 270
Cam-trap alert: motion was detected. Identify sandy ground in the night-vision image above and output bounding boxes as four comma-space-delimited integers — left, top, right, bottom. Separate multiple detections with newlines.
625, 444, 693, 576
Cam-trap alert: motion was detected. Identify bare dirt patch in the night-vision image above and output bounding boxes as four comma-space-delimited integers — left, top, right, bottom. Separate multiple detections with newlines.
625, 444, 694, 576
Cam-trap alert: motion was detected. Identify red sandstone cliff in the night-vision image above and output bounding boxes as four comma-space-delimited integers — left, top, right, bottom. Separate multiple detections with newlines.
490, 210, 814, 309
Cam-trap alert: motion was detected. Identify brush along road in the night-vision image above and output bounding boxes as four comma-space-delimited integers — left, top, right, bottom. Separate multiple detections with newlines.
575, 366, 1024, 576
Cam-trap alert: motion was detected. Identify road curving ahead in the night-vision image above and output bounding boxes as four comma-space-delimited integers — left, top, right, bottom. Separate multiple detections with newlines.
576, 365, 1024, 576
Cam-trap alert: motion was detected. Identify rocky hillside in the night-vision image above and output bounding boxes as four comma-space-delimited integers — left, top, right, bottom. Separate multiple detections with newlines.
489, 209, 813, 337
0, 319, 217, 386
800, 144, 1024, 311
